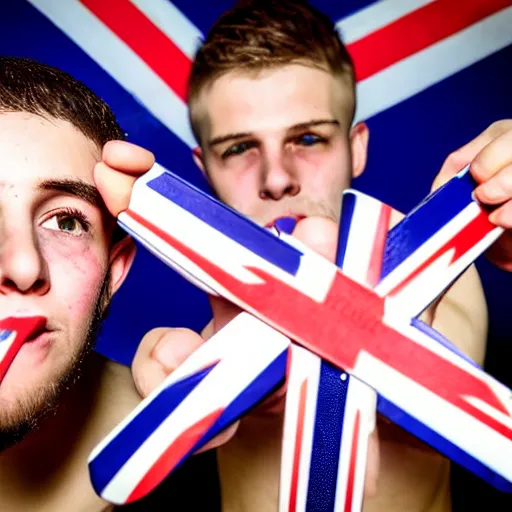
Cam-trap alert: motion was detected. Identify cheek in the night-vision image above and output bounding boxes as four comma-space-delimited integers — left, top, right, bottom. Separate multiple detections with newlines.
297, 149, 352, 192
39, 234, 108, 317
210, 158, 261, 212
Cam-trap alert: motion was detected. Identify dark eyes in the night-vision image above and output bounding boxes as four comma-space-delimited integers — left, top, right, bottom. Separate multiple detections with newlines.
41, 207, 91, 236
221, 133, 326, 159
221, 141, 257, 159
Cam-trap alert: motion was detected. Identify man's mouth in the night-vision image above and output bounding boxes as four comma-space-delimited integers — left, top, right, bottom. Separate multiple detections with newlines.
264, 214, 306, 229
0, 316, 48, 383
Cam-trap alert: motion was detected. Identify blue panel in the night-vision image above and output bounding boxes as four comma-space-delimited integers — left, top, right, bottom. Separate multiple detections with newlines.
90, 364, 217, 494
307, 362, 349, 510
147, 171, 304, 276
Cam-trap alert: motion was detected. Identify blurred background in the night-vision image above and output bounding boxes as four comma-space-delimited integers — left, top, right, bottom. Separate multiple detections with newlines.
1, 1, 511, 510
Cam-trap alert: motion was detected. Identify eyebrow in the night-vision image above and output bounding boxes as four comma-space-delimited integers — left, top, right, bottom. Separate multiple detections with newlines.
38, 178, 104, 209
208, 119, 340, 148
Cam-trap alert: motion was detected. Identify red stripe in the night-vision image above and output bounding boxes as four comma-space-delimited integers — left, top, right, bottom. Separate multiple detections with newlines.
347, 0, 510, 82
366, 205, 391, 288
127, 408, 223, 503
388, 210, 496, 297
288, 379, 308, 512
79, 0, 191, 101
344, 411, 361, 512
0, 317, 46, 383
125, 209, 512, 440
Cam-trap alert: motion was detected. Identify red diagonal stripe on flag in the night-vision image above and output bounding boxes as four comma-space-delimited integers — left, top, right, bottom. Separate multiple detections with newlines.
288, 378, 308, 512
348, 0, 511, 82
79, 0, 191, 101
77, 0, 510, 109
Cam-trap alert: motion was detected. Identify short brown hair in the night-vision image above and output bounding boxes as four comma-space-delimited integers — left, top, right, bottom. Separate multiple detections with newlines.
187, 0, 356, 144
0, 56, 124, 147
0, 56, 126, 244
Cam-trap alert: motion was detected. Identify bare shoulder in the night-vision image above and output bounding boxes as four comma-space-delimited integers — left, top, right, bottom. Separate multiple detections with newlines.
432, 264, 488, 365
389, 204, 488, 365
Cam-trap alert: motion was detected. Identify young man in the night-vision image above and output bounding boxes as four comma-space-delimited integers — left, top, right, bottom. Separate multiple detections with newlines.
0, 56, 152, 511
97, 2, 512, 511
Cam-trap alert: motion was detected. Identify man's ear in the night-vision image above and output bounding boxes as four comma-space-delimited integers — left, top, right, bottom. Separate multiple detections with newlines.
108, 235, 137, 295
350, 121, 370, 179
192, 147, 207, 178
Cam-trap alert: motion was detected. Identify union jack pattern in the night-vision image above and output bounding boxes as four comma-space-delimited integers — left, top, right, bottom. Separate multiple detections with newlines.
0, 316, 47, 384
89, 312, 290, 504
88, 162, 511, 506
3, 1, 511, 508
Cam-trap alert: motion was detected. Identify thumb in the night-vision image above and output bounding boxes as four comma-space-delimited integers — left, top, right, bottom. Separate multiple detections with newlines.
94, 141, 156, 217
131, 327, 204, 398
291, 216, 339, 262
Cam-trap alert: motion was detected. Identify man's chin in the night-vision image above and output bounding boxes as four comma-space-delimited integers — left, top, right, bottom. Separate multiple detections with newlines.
0, 348, 93, 452
0, 383, 61, 452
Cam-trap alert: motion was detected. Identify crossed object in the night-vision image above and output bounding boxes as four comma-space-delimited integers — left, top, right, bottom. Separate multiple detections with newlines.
87, 163, 512, 510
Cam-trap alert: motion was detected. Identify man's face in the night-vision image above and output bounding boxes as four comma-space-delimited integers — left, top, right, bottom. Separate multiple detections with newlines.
0, 112, 124, 433
196, 64, 368, 226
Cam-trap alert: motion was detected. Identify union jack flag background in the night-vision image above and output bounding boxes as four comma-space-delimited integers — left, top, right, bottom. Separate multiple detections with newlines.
1, 0, 511, 509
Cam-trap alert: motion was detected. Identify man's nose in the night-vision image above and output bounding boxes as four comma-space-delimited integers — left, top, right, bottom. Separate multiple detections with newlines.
0, 227, 50, 295
259, 154, 301, 201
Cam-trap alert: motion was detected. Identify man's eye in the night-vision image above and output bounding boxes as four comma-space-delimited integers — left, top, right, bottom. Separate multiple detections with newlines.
222, 141, 255, 158
42, 209, 90, 236
296, 133, 324, 146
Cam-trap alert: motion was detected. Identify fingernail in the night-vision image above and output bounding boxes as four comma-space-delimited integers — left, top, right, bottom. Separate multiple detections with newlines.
274, 217, 298, 234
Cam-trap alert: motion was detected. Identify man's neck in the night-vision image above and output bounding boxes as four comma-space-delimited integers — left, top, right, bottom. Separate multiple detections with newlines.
0, 353, 139, 512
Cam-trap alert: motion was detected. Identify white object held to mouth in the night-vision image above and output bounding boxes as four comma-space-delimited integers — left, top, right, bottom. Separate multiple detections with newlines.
0, 316, 47, 384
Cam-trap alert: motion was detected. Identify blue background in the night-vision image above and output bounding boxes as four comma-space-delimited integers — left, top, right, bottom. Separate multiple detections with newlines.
1, 1, 510, 509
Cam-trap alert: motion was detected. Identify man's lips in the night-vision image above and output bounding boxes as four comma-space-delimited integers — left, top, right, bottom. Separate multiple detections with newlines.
0, 316, 47, 384
265, 215, 306, 232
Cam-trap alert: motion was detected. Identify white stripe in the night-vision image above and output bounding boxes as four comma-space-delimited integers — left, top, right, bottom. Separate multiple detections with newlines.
334, 377, 376, 512
28, 0, 197, 148
125, 164, 338, 303
129, 0, 203, 59
279, 345, 322, 512
99, 313, 289, 504
342, 191, 387, 286
355, 350, 512, 481
377, 202, 486, 296
355, 8, 512, 122
336, 0, 436, 45
385, 226, 503, 318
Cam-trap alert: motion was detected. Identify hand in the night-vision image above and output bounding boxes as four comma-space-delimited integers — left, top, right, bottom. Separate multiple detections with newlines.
94, 140, 156, 216
95, 140, 379, 503
433, 120, 512, 270
130, 216, 341, 445
129, 217, 380, 507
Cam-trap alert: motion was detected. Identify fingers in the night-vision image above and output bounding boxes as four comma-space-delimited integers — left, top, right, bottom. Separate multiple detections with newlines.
474, 164, 512, 205
102, 140, 155, 175
94, 161, 136, 217
434, 120, 512, 188
94, 141, 156, 216
131, 326, 241, 452
485, 230, 512, 272
471, 129, 512, 185
292, 216, 339, 262
489, 200, 512, 229
131, 327, 204, 398
436, 134, 492, 186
